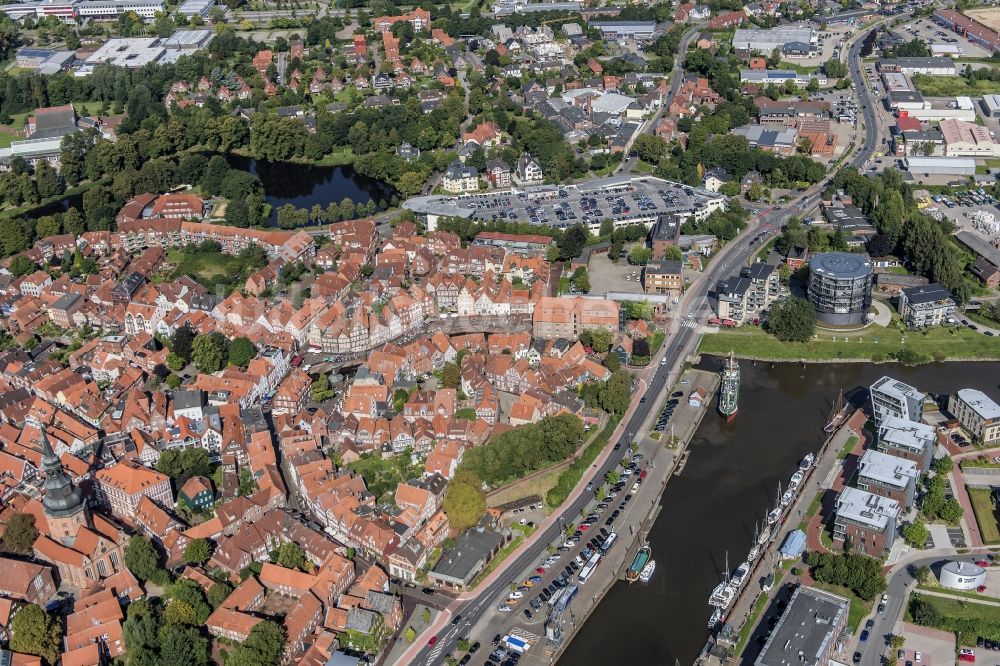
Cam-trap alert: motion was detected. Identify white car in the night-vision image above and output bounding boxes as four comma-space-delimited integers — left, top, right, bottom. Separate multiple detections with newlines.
509, 591, 524, 599
881, 593, 889, 605
497, 604, 513, 612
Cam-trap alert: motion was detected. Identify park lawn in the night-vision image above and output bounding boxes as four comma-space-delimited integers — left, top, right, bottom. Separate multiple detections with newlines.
968, 487, 1000, 545
0, 132, 13, 148
650, 330, 666, 354
314, 145, 355, 167
487, 467, 562, 513
778, 61, 819, 73
347, 453, 424, 500
912, 74, 1000, 97
736, 592, 772, 654
906, 593, 1000, 644
168, 249, 244, 282
838, 436, 859, 460
699, 323, 1000, 361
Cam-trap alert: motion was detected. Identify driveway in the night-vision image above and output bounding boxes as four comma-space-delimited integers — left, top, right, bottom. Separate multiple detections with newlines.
871, 299, 892, 327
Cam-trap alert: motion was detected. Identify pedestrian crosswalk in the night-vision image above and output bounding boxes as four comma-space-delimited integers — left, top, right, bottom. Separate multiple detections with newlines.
682, 319, 699, 330
426, 643, 444, 663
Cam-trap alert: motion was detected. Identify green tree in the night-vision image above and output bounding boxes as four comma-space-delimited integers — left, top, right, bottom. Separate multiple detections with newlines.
628, 246, 652, 265
170, 324, 196, 362
10, 604, 61, 665
158, 624, 211, 666
405, 626, 416, 642
122, 599, 161, 654
441, 362, 461, 389
598, 369, 632, 415
571, 267, 591, 293
125, 536, 163, 583
766, 296, 816, 342
913, 565, 931, 584
557, 224, 588, 260
192, 332, 227, 373
7, 255, 35, 277
312, 373, 334, 402
207, 581, 232, 609
164, 599, 199, 626
155, 447, 212, 484
902, 520, 929, 548
442, 469, 487, 530
226, 621, 286, 666
908, 595, 942, 626
227, 337, 256, 369
183, 538, 212, 565
663, 245, 683, 261
276, 541, 306, 570
2, 512, 38, 555
931, 455, 953, 474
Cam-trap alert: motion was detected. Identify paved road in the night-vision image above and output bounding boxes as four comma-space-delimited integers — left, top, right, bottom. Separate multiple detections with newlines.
400, 24, 887, 666
858, 553, 990, 666
618, 25, 703, 174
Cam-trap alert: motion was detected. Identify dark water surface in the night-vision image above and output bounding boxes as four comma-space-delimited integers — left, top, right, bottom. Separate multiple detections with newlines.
23, 157, 393, 225
222, 155, 394, 221
558, 360, 1000, 666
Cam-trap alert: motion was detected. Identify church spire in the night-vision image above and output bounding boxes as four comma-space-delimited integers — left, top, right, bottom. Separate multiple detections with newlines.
39, 425, 85, 520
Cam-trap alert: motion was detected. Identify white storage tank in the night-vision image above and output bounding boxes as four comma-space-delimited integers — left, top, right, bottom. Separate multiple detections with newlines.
939, 560, 986, 590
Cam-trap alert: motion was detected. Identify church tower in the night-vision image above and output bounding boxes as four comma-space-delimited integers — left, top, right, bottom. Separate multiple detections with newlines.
39, 427, 88, 546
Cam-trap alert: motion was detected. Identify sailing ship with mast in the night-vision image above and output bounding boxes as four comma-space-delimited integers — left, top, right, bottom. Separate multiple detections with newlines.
823, 389, 849, 433
718, 351, 739, 421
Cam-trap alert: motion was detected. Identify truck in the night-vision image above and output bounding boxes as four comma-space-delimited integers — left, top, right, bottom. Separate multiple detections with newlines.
502, 635, 528, 654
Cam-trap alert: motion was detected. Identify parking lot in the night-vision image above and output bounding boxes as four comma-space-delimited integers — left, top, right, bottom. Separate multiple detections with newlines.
922, 187, 1000, 241
586, 249, 646, 295
899, 622, 956, 666
890, 17, 991, 58
406, 175, 726, 234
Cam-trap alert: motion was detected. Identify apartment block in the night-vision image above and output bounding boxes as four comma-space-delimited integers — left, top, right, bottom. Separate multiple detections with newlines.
870, 376, 925, 430
877, 416, 937, 474
949, 388, 1000, 445
856, 449, 919, 508
832, 487, 900, 558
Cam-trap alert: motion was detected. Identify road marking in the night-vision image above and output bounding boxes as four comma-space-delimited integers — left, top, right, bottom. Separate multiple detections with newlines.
426, 643, 444, 663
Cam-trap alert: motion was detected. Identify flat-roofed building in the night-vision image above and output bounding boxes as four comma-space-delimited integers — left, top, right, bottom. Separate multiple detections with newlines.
643, 259, 683, 297
878, 416, 937, 474
857, 449, 919, 508
877, 57, 958, 76
898, 282, 956, 328
733, 26, 816, 53
982, 94, 1000, 118
949, 388, 1000, 445
76, 0, 165, 20
589, 21, 658, 41
833, 487, 900, 557
84, 38, 165, 68
870, 376, 925, 429
755, 585, 849, 666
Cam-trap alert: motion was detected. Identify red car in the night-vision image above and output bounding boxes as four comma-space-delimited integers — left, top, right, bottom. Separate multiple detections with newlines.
427, 636, 437, 648
976, 560, 990, 567
977, 585, 988, 593
535, 567, 545, 574
580, 524, 590, 531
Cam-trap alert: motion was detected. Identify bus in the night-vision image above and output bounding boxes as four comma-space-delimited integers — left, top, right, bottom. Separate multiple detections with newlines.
599, 532, 617, 555
578, 552, 602, 584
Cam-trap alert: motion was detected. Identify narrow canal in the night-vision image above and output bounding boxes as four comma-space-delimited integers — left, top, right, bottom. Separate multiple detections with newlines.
558, 360, 1000, 666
